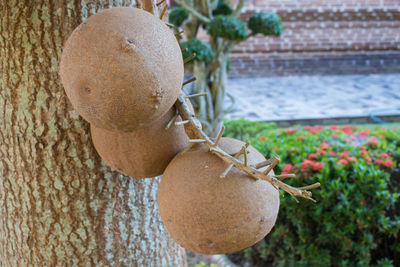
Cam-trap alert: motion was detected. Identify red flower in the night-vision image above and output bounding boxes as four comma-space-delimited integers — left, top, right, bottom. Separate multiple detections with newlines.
305, 125, 324, 134
340, 125, 353, 135
338, 159, 349, 165
380, 153, 389, 159
331, 134, 339, 139
366, 137, 378, 146
359, 129, 369, 139
328, 151, 336, 156
339, 151, 350, 159
384, 160, 394, 168
365, 156, 372, 163
273, 146, 278, 151
330, 125, 338, 131
316, 149, 326, 155
359, 145, 366, 150
308, 153, 317, 160
296, 135, 305, 140
301, 159, 313, 169
375, 159, 384, 165
312, 161, 324, 171
282, 163, 294, 173
360, 199, 366, 205
347, 156, 357, 162
318, 142, 330, 150
286, 128, 296, 134
259, 136, 266, 141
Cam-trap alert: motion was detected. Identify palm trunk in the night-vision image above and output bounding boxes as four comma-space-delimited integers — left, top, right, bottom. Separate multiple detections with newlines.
0, 1, 186, 266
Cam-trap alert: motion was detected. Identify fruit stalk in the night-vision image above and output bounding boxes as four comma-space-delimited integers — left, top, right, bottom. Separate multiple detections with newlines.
174, 93, 320, 202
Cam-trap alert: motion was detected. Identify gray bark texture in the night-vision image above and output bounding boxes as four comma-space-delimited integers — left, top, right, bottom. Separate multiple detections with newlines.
0, 1, 186, 266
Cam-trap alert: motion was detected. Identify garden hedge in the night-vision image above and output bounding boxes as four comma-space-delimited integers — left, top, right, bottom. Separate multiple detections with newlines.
224, 120, 400, 267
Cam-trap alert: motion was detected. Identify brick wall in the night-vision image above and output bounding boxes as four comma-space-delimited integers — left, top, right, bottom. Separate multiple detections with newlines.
228, 0, 400, 77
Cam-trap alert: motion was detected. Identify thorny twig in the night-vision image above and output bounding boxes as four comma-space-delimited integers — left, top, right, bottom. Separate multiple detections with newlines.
173, 93, 320, 202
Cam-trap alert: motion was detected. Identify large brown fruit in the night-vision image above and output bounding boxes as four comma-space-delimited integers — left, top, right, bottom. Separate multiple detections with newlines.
158, 137, 280, 254
60, 7, 184, 131
91, 107, 189, 178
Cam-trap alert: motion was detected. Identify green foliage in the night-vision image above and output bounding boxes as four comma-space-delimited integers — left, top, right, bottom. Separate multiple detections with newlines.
207, 15, 248, 41
248, 11, 283, 37
168, 7, 189, 27
195, 262, 216, 267
223, 118, 276, 140
180, 39, 214, 63
225, 121, 400, 266
212, 0, 233, 16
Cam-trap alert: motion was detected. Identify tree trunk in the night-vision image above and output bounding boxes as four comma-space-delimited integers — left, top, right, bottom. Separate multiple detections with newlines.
0, 1, 186, 266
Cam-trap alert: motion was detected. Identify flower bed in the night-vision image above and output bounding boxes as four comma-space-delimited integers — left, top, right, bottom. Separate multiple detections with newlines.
224, 120, 400, 266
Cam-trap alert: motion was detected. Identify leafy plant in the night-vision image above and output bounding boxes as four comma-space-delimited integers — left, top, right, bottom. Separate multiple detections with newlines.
207, 15, 248, 41
180, 39, 214, 63
225, 121, 400, 266
168, 7, 189, 27
248, 11, 283, 36
212, 0, 233, 16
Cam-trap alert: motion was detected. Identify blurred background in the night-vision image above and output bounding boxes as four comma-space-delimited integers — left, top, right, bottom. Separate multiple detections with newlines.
168, 0, 400, 266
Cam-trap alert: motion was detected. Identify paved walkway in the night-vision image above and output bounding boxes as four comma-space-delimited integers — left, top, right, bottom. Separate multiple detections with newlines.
225, 73, 400, 121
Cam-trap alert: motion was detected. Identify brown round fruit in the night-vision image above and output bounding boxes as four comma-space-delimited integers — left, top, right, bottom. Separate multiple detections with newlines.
158, 137, 280, 254
60, 7, 184, 131
90, 107, 189, 178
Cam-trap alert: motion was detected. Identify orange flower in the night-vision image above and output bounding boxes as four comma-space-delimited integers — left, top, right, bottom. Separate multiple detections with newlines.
296, 135, 305, 140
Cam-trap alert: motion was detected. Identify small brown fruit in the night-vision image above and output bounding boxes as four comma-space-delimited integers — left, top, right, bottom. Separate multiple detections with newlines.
91, 107, 189, 178
158, 137, 280, 254
60, 7, 184, 131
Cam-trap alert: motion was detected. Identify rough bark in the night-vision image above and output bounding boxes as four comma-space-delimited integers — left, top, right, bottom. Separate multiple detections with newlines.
0, 1, 186, 266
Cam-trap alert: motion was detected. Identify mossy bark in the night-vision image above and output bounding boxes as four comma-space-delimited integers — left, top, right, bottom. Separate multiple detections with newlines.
0, 1, 186, 266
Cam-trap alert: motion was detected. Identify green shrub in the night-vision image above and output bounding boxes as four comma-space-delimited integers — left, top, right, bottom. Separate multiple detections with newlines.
168, 7, 189, 27
212, 0, 233, 16
248, 11, 283, 37
225, 121, 400, 266
180, 39, 214, 63
207, 15, 248, 41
